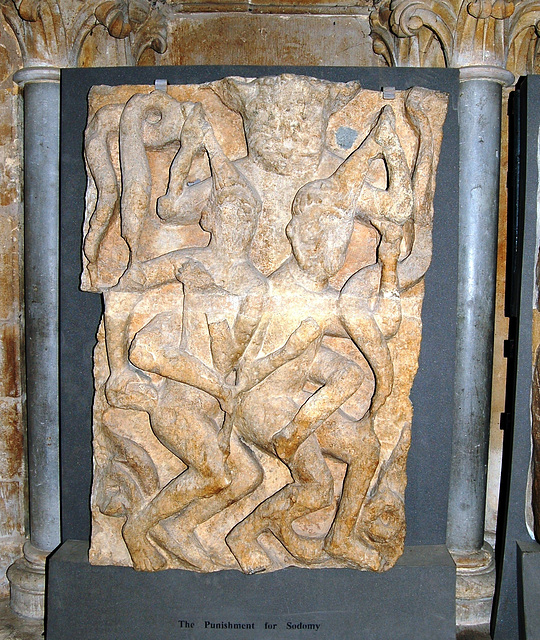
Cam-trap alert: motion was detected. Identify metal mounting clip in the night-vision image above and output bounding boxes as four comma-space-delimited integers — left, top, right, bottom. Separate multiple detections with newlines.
154, 78, 168, 93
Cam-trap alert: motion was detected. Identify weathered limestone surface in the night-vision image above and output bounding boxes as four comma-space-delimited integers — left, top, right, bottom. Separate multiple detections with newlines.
163, 14, 379, 67
85, 74, 448, 574
0, 0, 538, 628
532, 344, 540, 540
0, 20, 24, 597
0, 0, 380, 604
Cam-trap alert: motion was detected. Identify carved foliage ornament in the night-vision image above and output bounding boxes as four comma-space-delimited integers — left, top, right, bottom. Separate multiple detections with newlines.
370, 0, 540, 74
0, 0, 67, 65
94, 0, 167, 57
0, 0, 167, 67
83, 74, 448, 574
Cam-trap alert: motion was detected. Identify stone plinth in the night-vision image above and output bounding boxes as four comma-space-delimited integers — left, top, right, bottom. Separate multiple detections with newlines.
47, 540, 456, 640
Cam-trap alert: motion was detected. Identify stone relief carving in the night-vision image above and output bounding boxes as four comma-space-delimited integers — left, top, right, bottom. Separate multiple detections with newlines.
83, 74, 448, 573
532, 343, 540, 541
369, 0, 540, 75
0, 0, 168, 67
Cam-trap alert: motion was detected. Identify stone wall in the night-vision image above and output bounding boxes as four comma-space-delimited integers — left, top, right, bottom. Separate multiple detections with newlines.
0, 0, 538, 604
0, 25, 23, 597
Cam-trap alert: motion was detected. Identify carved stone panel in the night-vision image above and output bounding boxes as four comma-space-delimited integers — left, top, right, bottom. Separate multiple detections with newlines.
83, 74, 448, 574
530, 132, 540, 543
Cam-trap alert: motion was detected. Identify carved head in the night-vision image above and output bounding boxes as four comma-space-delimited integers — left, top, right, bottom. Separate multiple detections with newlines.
202, 175, 262, 254
212, 74, 362, 176
286, 179, 354, 283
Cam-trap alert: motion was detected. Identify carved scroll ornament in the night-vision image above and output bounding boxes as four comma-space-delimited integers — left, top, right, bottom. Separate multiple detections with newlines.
0, 0, 167, 67
84, 74, 448, 574
370, 0, 540, 75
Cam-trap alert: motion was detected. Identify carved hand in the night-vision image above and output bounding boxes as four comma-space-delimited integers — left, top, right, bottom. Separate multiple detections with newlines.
180, 103, 212, 155
176, 258, 216, 290
117, 262, 147, 291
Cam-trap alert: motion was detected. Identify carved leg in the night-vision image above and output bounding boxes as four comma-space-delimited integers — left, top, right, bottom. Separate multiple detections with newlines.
226, 436, 333, 573
130, 316, 232, 411
153, 434, 264, 571
272, 351, 364, 462
103, 291, 156, 410
317, 413, 382, 570
122, 408, 230, 571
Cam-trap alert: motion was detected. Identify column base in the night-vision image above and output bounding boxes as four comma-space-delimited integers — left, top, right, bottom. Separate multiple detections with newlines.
7, 541, 49, 620
451, 543, 495, 630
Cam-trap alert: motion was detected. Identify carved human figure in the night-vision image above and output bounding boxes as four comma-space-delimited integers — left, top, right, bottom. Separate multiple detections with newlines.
106, 104, 269, 571
123, 106, 334, 570
222, 106, 411, 574
84, 92, 195, 291
156, 74, 364, 275
96, 92, 199, 407
94, 77, 382, 429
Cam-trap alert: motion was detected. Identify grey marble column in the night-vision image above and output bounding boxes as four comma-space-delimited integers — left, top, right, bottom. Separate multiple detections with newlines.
447, 64, 514, 626
7, 66, 61, 620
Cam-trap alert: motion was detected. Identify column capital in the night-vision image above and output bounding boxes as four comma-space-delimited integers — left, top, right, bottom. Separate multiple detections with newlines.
13, 66, 61, 86
1, 1, 169, 69
369, 0, 540, 74
459, 65, 515, 86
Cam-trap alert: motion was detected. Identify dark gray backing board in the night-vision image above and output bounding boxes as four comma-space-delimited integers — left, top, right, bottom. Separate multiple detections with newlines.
56, 66, 459, 639
492, 75, 540, 639
60, 65, 460, 546
517, 540, 540, 640
47, 540, 455, 640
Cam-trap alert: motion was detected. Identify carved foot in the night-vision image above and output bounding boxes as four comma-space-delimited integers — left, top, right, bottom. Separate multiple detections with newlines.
122, 517, 167, 571
324, 532, 382, 571
278, 528, 326, 565
105, 367, 157, 410
272, 424, 298, 463
150, 523, 215, 572
225, 527, 271, 574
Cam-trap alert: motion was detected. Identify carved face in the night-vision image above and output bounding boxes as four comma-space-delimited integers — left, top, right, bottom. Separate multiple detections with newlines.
213, 75, 362, 177
243, 93, 329, 176
202, 184, 260, 253
287, 182, 353, 282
